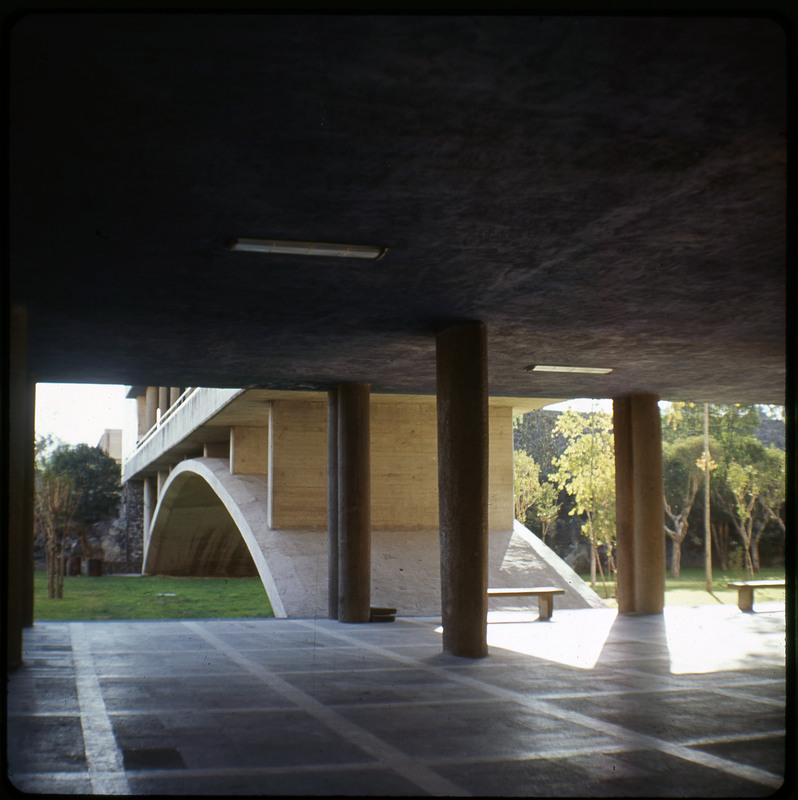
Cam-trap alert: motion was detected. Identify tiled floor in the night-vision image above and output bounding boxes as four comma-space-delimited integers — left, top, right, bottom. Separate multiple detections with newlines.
6, 604, 788, 796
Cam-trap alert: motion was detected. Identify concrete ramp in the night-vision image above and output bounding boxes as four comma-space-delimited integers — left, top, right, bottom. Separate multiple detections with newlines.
146, 458, 604, 617
488, 521, 608, 610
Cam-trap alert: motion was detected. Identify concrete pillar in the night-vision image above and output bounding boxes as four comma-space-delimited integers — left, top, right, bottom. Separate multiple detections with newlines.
230, 426, 268, 475
136, 394, 148, 439
436, 322, 489, 658
23, 378, 36, 627
613, 397, 635, 614
612, 394, 665, 614
169, 386, 181, 406
337, 383, 371, 623
142, 476, 156, 551
145, 386, 158, 431
631, 394, 665, 614
8, 306, 28, 668
327, 389, 339, 619
158, 386, 168, 419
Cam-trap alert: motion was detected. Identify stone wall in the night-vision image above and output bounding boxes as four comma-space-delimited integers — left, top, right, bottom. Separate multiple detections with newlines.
94, 480, 144, 572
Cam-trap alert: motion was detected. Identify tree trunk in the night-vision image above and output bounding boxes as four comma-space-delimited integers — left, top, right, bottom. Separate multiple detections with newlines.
45, 546, 55, 599
590, 539, 597, 586
56, 554, 64, 599
711, 521, 730, 570
670, 539, 682, 578
742, 542, 755, 579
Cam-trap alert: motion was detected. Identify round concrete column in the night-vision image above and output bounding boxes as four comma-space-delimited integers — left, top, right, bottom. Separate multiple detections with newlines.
436, 322, 489, 658
8, 306, 28, 667
169, 386, 181, 406
612, 396, 636, 614
23, 378, 36, 628
158, 387, 168, 419
136, 394, 148, 439
327, 388, 339, 620
145, 386, 158, 431
631, 393, 665, 614
337, 383, 371, 623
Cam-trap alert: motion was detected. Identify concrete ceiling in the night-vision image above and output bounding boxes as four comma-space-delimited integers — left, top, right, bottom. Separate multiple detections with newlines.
9, 14, 788, 403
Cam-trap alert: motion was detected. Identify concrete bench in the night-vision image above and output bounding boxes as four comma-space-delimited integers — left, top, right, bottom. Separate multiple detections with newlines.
487, 587, 565, 621
727, 580, 785, 612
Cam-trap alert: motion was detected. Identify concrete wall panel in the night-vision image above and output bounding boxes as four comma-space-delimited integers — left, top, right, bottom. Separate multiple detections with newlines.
270, 400, 328, 529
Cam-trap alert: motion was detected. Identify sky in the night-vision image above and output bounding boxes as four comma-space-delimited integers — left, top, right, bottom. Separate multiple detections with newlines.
33, 383, 612, 459
35, 383, 140, 458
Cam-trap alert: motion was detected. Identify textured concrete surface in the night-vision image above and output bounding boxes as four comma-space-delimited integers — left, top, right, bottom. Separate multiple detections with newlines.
6, 604, 787, 796
9, 16, 785, 403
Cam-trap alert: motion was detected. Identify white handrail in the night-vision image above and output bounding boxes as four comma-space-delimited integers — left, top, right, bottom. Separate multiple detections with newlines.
134, 387, 196, 453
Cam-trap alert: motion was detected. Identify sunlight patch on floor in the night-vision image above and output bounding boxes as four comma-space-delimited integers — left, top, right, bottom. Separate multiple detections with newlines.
664, 603, 786, 674
437, 608, 619, 669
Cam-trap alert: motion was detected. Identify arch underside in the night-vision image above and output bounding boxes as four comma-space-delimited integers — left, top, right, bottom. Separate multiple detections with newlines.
145, 476, 258, 577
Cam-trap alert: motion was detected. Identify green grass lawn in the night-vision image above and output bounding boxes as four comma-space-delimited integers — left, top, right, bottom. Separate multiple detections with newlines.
34, 572, 274, 620
580, 565, 786, 609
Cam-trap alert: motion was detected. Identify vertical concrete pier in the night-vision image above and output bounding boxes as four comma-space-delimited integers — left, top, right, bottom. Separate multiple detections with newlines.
436, 322, 489, 657
631, 393, 666, 613
612, 393, 665, 614
145, 386, 158, 431
327, 388, 339, 619
337, 383, 371, 623
7, 306, 29, 667
613, 396, 635, 614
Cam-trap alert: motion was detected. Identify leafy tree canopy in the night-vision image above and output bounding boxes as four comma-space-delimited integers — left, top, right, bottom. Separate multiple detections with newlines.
45, 443, 121, 526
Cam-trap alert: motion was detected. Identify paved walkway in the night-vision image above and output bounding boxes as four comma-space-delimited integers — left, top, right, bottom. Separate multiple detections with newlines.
6, 604, 788, 796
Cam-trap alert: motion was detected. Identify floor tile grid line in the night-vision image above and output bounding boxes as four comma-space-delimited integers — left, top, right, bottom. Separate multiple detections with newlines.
680, 730, 785, 747
707, 688, 786, 709
182, 620, 471, 797
8, 741, 638, 785
293, 619, 784, 791
68, 623, 131, 795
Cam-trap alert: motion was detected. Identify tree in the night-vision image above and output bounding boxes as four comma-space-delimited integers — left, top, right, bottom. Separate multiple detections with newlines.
34, 439, 81, 599
662, 436, 718, 578
514, 449, 542, 522
530, 481, 561, 544
757, 447, 786, 539
46, 443, 121, 557
725, 443, 785, 575
513, 449, 561, 543
550, 410, 615, 588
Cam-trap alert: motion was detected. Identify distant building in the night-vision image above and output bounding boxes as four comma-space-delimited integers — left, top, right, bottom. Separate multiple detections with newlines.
96, 428, 122, 463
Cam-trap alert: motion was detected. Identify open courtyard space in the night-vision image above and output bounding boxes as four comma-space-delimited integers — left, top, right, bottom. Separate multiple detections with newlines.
6, 604, 788, 797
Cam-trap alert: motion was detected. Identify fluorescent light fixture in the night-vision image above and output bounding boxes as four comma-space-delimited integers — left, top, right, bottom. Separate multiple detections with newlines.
227, 237, 387, 260
525, 365, 614, 374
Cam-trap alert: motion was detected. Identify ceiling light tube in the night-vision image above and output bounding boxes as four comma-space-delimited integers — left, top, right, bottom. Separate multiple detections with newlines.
227, 237, 387, 260
526, 365, 614, 374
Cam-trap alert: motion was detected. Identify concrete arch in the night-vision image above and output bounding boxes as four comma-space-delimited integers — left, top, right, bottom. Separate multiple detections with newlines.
144, 458, 287, 617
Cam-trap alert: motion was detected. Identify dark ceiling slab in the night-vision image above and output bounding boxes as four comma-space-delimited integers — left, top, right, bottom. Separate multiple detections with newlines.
9, 14, 787, 402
